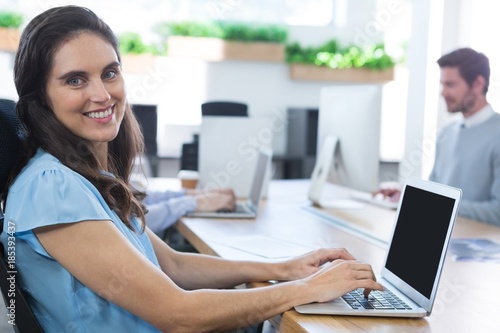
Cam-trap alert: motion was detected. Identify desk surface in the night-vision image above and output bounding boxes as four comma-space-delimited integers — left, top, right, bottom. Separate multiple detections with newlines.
166, 179, 500, 333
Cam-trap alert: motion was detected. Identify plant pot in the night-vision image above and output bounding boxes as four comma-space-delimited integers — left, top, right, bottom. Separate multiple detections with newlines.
167, 36, 285, 62
121, 54, 157, 74
0, 28, 20, 52
289, 63, 395, 83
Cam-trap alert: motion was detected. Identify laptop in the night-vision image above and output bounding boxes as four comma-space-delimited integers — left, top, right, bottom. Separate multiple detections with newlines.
187, 147, 272, 219
199, 116, 272, 197
296, 177, 462, 317
309, 135, 398, 210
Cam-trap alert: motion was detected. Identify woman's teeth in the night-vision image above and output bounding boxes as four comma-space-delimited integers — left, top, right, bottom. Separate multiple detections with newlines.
87, 108, 112, 119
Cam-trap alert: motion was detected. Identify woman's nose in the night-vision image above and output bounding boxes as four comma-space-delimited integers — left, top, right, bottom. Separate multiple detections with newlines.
89, 80, 111, 103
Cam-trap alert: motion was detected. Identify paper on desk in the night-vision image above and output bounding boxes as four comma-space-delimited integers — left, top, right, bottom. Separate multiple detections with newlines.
212, 235, 315, 259
448, 238, 500, 263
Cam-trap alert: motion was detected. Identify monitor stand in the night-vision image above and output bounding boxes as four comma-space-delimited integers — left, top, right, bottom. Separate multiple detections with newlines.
308, 135, 364, 210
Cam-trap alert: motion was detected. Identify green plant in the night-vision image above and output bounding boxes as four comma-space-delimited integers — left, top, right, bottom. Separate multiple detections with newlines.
119, 32, 147, 54
162, 21, 223, 38
155, 21, 288, 43
118, 32, 166, 55
218, 22, 287, 43
0, 11, 23, 28
286, 39, 397, 71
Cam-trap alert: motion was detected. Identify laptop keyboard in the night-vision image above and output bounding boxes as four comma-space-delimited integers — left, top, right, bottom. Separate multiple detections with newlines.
217, 203, 251, 214
236, 203, 251, 213
342, 288, 412, 310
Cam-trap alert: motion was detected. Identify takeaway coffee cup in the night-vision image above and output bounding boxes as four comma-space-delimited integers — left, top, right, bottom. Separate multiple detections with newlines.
177, 170, 199, 189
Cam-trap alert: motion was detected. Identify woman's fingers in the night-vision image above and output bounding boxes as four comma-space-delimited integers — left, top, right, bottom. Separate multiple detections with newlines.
327, 260, 383, 292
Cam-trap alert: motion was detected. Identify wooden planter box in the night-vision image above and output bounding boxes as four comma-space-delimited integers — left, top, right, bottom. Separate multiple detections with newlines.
289, 63, 395, 83
121, 54, 157, 74
167, 36, 285, 62
0, 28, 20, 52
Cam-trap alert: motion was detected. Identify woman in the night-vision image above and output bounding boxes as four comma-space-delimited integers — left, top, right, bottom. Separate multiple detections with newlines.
0, 6, 382, 332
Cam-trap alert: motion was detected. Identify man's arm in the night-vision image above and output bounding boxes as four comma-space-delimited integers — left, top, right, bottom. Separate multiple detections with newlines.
459, 145, 500, 226
144, 196, 197, 233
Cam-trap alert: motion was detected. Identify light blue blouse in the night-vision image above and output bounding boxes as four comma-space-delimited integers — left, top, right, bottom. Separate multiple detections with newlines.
0, 149, 161, 332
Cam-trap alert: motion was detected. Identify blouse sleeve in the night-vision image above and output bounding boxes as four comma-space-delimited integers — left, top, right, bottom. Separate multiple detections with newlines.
6, 167, 112, 233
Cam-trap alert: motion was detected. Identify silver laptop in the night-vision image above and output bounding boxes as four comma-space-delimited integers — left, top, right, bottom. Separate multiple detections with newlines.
187, 147, 272, 219
296, 177, 462, 317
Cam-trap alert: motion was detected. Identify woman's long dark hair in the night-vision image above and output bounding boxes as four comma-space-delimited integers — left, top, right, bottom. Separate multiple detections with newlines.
6, 6, 146, 231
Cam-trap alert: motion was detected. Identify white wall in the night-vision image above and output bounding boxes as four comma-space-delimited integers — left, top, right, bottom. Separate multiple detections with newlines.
0, 52, 17, 101
460, 0, 500, 113
398, 0, 444, 181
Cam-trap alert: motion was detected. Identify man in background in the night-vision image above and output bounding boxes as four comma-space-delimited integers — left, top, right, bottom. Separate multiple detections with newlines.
381, 47, 500, 226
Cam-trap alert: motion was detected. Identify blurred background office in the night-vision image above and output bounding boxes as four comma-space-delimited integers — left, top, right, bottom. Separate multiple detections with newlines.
0, 0, 499, 187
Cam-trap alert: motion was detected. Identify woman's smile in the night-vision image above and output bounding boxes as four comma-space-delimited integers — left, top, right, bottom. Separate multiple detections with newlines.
84, 104, 115, 123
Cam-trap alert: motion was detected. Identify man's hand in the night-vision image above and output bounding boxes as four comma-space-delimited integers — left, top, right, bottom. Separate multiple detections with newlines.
194, 188, 236, 212
374, 188, 401, 203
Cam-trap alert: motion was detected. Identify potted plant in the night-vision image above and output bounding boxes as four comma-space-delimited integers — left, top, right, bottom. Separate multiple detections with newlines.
0, 11, 23, 51
118, 32, 164, 73
157, 21, 287, 62
286, 40, 397, 83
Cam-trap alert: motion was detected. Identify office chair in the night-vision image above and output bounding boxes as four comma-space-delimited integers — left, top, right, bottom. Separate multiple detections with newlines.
0, 99, 44, 332
131, 104, 159, 176
180, 134, 198, 171
201, 101, 248, 117
179, 102, 248, 172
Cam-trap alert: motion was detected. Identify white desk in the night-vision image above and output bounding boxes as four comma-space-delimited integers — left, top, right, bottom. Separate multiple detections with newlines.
149, 178, 500, 333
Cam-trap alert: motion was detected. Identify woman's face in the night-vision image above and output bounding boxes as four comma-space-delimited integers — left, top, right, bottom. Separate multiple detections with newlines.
45, 32, 126, 151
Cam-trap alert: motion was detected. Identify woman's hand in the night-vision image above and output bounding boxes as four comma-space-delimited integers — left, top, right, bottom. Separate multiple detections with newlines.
278, 248, 356, 281
276, 248, 383, 302
303, 259, 384, 302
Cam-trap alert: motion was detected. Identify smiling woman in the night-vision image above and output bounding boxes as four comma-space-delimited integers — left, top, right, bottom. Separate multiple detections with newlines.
0, 5, 382, 333
11, 5, 145, 231
46, 33, 126, 151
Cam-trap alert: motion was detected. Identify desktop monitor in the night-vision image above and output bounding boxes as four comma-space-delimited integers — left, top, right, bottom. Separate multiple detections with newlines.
317, 85, 383, 193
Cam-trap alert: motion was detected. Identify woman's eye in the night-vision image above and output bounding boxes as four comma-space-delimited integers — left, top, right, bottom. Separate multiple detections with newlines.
67, 77, 82, 86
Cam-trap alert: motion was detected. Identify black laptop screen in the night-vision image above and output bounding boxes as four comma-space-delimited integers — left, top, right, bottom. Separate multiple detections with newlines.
385, 185, 456, 299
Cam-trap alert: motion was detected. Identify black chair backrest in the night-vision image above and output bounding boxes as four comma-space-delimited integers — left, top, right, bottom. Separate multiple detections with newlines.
201, 101, 248, 117
0, 99, 22, 191
0, 98, 44, 333
131, 104, 158, 156
131, 104, 159, 176
181, 140, 198, 171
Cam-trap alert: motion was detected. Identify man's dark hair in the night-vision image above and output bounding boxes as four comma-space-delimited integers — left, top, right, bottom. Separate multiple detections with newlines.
437, 47, 490, 94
